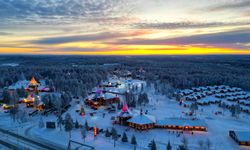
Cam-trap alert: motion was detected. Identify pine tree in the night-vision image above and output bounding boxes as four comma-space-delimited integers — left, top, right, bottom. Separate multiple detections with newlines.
190, 103, 198, 115
198, 140, 204, 149
178, 145, 186, 150
81, 127, 86, 143
181, 136, 188, 150
121, 132, 128, 142
39, 117, 45, 128
167, 141, 172, 150
230, 105, 236, 117
57, 115, 63, 131
105, 129, 111, 137
2, 89, 10, 104
149, 139, 157, 150
85, 120, 89, 131
220, 102, 226, 115
111, 127, 118, 148
131, 135, 137, 150
235, 104, 241, 118
206, 139, 212, 150
75, 119, 79, 128
64, 113, 74, 139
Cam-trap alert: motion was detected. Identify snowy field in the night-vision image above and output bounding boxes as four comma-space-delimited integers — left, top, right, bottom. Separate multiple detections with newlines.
0, 78, 250, 150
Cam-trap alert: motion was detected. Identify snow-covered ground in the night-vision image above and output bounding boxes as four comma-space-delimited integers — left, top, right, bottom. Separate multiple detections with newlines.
1, 78, 250, 150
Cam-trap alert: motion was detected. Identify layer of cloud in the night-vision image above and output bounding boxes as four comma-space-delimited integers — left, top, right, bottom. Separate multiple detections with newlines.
0, 32, 12, 35
109, 29, 250, 49
30, 30, 150, 45
0, 0, 132, 25
134, 21, 250, 30
207, 1, 250, 11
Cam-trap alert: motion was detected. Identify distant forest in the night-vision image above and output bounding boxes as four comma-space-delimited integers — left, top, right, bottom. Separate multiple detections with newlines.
0, 55, 250, 98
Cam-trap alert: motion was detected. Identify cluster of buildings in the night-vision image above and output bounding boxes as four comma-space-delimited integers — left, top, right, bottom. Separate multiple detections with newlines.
175, 85, 250, 113
85, 77, 145, 110
176, 85, 243, 102
6, 77, 50, 110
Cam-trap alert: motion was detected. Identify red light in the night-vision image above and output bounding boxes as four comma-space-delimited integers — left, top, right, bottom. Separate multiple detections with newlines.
94, 127, 97, 137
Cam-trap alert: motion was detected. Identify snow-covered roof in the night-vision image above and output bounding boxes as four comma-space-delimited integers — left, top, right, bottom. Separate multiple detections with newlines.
8, 79, 48, 91
88, 92, 117, 100
239, 100, 250, 105
117, 104, 133, 117
127, 114, 156, 125
232, 131, 250, 142
197, 98, 220, 104
103, 93, 117, 100
8, 80, 29, 90
156, 118, 207, 127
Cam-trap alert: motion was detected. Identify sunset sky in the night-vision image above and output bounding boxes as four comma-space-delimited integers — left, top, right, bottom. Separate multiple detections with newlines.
0, 0, 249, 55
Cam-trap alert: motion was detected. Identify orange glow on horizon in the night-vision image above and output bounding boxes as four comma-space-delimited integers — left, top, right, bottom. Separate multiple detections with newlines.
1, 46, 249, 55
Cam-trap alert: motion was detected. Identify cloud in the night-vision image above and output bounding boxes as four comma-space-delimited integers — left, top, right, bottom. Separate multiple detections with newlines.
134, 21, 250, 30
207, 1, 250, 11
0, 0, 133, 24
0, 32, 12, 35
30, 30, 150, 45
109, 29, 250, 49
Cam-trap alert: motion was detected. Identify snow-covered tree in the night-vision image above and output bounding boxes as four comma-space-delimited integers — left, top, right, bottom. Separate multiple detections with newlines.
2, 89, 10, 104
39, 117, 45, 128
198, 140, 204, 149
167, 141, 172, 150
220, 102, 227, 115
64, 113, 74, 138
111, 127, 118, 148
85, 120, 89, 131
105, 129, 111, 137
181, 136, 188, 150
57, 115, 63, 131
81, 127, 86, 143
34, 95, 40, 109
131, 135, 137, 150
148, 139, 157, 150
9, 105, 19, 122
190, 103, 198, 115
206, 139, 212, 150
75, 119, 79, 128
121, 132, 128, 142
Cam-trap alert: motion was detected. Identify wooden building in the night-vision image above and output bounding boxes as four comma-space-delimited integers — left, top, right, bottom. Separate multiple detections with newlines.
156, 118, 207, 132
229, 130, 250, 146
86, 91, 119, 109
127, 111, 155, 130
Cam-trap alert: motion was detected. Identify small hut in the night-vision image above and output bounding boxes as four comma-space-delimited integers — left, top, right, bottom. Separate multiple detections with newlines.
117, 103, 133, 125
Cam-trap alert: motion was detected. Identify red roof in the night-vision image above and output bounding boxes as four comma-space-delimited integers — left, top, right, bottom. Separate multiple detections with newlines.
122, 103, 129, 112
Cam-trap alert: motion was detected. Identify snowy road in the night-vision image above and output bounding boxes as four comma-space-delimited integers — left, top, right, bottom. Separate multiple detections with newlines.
0, 127, 65, 150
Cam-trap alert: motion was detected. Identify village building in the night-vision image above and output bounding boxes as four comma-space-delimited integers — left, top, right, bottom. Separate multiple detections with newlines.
8, 77, 50, 92
229, 130, 250, 146
197, 98, 221, 106
117, 103, 133, 125
156, 118, 207, 132
127, 111, 156, 130
86, 90, 119, 109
